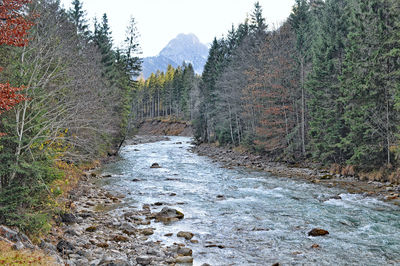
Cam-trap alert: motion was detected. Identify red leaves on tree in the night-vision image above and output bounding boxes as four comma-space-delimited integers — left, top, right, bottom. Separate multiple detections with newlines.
0, 0, 33, 47
0, 82, 26, 113
0, 0, 32, 117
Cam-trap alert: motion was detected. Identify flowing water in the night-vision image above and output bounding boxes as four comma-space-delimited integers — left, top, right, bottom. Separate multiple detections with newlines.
101, 136, 400, 266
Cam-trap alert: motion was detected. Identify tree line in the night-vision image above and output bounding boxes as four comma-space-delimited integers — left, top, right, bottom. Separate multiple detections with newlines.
0, 0, 141, 232
133, 63, 200, 121
192, 0, 400, 173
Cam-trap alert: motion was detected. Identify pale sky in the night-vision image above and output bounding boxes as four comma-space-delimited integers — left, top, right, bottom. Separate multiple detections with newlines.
60, 0, 296, 57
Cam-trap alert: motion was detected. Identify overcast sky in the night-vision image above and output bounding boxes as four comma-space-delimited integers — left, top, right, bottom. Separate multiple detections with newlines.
60, 0, 296, 57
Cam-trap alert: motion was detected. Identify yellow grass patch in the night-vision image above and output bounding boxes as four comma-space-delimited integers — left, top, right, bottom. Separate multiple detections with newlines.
0, 240, 56, 265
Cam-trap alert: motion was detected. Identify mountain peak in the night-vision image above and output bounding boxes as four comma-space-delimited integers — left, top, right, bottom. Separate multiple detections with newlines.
142, 33, 209, 79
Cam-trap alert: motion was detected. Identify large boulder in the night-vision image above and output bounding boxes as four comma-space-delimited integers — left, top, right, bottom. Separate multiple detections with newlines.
175, 256, 193, 263
0, 225, 34, 249
150, 163, 161, 168
0, 226, 20, 242
177, 231, 194, 240
60, 213, 77, 224
155, 207, 184, 224
308, 228, 329, 237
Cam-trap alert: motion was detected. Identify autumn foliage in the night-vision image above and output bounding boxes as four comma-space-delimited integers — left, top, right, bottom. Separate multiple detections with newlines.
0, 0, 33, 115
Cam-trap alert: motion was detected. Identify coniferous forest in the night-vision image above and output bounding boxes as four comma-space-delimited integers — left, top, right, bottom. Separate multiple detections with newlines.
137, 0, 400, 175
1, 0, 400, 256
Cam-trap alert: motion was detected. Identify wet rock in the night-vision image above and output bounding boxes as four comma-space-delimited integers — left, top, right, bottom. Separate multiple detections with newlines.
190, 240, 199, 244
141, 228, 154, 236
205, 244, 225, 249
102, 174, 112, 178
216, 195, 225, 199
272, 263, 280, 266
177, 231, 194, 240
308, 228, 329, 237
150, 163, 161, 168
175, 256, 193, 263
169, 193, 177, 196
164, 233, 173, 237
122, 229, 136, 236
112, 235, 129, 242
85, 226, 97, 232
61, 213, 77, 224
155, 207, 184, 223
201, 264, 211, 266
56, 240, 75, 253
78, 212, 93, 219
96, 242, 109, 248
311, 244, 320, 249
132, 178, 141, 182
331, 195, 342, 200
177, 247, 192, 256
136, 255, 152, 265
153, 202, 164, 206
175, 142, 182, 144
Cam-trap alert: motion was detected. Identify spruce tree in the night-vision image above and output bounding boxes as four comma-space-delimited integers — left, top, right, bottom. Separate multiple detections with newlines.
68, 0, 90, 36
307, 0, 349, 163
340, 0, 398, 167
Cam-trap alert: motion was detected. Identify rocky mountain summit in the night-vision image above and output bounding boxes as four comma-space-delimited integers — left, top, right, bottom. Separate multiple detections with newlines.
142, 33, 209, 78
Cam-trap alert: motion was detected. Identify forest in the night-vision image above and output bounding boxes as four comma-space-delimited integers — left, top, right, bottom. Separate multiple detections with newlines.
0, 0, 141, 233
136, 0, 400, 175
0, 0, 400, 238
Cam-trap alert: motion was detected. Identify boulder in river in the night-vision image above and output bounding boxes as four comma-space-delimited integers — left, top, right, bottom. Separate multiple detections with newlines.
175, 256, 193, 263
155, 207, 184, 223
177, 231, 194, 240
150, 163, 161, 168
177, 247, 193, 256
136, 256, 152, 265
308, 228, 329, 237
141, 228, 154, 236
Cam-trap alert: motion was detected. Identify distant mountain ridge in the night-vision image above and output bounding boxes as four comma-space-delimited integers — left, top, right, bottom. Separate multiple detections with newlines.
142, 33, 209, 78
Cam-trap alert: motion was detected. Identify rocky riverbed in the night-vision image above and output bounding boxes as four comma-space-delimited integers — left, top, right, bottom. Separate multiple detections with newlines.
191, 143, 400, 205
44, 172, 203, 265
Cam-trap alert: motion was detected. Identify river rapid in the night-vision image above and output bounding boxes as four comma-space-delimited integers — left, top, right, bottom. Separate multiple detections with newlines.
101, 136, 400, 266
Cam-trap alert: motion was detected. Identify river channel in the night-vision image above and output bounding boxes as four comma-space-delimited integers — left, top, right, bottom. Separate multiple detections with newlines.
101, 136, 400, 265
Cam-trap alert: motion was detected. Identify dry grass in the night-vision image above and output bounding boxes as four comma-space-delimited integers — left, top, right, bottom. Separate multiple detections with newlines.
0, 240, 56, 265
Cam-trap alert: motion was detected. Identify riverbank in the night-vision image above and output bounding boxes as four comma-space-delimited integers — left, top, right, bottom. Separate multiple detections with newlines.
47, 172, 179, 265
191, 143, 400, 205
40, 135, 197, 265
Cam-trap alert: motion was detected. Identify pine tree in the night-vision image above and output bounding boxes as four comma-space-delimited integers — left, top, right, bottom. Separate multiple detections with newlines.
340, 0, 399, 167
307, 0, 349, 163
93, 14, 115, 81
250, 1, 267, 34
67, 0, 90, 36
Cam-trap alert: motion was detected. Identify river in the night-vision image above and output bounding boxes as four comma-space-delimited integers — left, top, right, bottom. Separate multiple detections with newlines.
101, 136, 400, 265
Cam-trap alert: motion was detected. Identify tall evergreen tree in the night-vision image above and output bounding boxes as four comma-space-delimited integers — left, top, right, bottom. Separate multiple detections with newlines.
93, 14, 115, 81
67, 0, 90, 36
307, 0, 349, 163
340, 0, 399, 167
